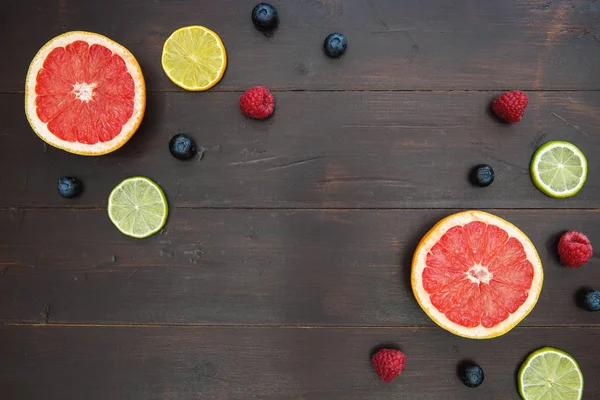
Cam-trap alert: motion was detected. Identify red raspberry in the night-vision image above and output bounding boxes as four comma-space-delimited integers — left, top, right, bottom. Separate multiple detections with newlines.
372, 349, 407, 383
239, 86, 275, 119
558, 231, 593, 268
492, 90, 528, 123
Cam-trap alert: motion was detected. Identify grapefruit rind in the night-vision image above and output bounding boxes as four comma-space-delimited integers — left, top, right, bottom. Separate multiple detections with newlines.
411, 210, 543, 339
25, 31, 146, 156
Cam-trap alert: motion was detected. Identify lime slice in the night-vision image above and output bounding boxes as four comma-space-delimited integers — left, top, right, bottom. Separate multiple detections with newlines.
108, 177, 168, 238
518, 347, 583, 400
530, 141, 587, 198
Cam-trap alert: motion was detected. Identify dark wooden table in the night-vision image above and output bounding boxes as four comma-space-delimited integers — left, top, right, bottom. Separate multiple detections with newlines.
1, 1, 599, 399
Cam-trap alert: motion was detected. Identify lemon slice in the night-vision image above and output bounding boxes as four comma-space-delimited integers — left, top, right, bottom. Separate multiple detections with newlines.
530, 141, 587, 198
108, 177, 168, 238
518, 347, 583, 400
161, 26, 227, 91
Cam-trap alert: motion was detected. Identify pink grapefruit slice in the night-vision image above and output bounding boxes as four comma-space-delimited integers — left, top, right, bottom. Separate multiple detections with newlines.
25, 31, 146, 156
411, 211, 543, 339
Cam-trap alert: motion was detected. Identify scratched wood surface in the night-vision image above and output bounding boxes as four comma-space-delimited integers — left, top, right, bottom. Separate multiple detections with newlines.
1, 91, 598, 208
1, 326, 600, 400
1, 0, 599, 399
1, 0, 600, 91
1, 209, 599, 327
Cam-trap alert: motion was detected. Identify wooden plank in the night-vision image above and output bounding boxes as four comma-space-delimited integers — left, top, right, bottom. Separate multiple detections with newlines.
0, 325, 598, 399
1, 209, 598, 326
2, 91, 598, 208
2, 0, 599, 92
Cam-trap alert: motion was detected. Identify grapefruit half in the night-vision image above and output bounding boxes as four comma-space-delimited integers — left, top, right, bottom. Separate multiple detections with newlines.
25, 31, 146, 156
411, 211, 543, 339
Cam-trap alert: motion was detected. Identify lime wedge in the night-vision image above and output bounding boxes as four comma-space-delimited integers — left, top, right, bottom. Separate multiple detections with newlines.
108, 177, 168, 238
530, 141, 587, 198
518, 347, 583, 400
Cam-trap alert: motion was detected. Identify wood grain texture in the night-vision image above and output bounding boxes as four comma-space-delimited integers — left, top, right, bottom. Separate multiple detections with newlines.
1, 91, 598, 208
1, 0, 600, 92
1, 209, 598, 326
2, 0, 600, 397
1, 325, 599, 399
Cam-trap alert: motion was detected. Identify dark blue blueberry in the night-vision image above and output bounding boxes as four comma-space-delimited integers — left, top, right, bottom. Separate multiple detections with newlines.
252, 3, 279, 31
460, 363, 484, 388
169, 134, 197, 161
471, 164, 494, 187
323, 33, 347, 58
581, 289, 600, 312
57, 176, 83, 198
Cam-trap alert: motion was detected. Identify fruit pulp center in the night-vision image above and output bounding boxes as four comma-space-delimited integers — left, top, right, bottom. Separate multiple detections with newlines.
422, 221, 535, 329
467, 265, 493, 284
72, 82, 97, 102
34, 40, 136, 144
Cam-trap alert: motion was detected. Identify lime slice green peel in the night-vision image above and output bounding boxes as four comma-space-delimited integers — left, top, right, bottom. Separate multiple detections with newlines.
530, 141, 587, 199
108, 176, 168, 239
518, 347, 583, 400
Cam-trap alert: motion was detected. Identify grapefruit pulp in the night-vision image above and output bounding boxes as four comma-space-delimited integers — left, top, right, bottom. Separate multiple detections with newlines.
411, 211, 543, 339
25, 31, 146, 156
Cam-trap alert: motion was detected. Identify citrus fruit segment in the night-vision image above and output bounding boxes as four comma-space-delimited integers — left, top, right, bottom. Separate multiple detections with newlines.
530, 141, 587, 198
25, 31, 146, 156
411, 210, 543, 339
518, 347, 583, 400
161, 26, 227, 91
108, 177, 168, 239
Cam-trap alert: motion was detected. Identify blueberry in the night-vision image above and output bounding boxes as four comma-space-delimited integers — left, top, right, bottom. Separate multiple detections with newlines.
460, 363, 484, 388
251, 3, 279, 31
169, 134, 197, 161
471, 164, 494, 187
580, 288, 600, 312
57, 176, 83, 198
323, 33, 347, 58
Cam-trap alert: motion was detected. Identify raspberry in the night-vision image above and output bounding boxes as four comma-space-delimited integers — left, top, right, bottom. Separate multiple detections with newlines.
371, 349, 407, 383
558, 231, 593, 268
492, 90, 528, 123
239, 86, 275, 119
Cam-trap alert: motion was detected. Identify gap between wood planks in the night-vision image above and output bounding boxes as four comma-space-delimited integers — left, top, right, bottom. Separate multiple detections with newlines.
1, 207, 599, 211
1, 322, 599, 329
2, 89, 600, 95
